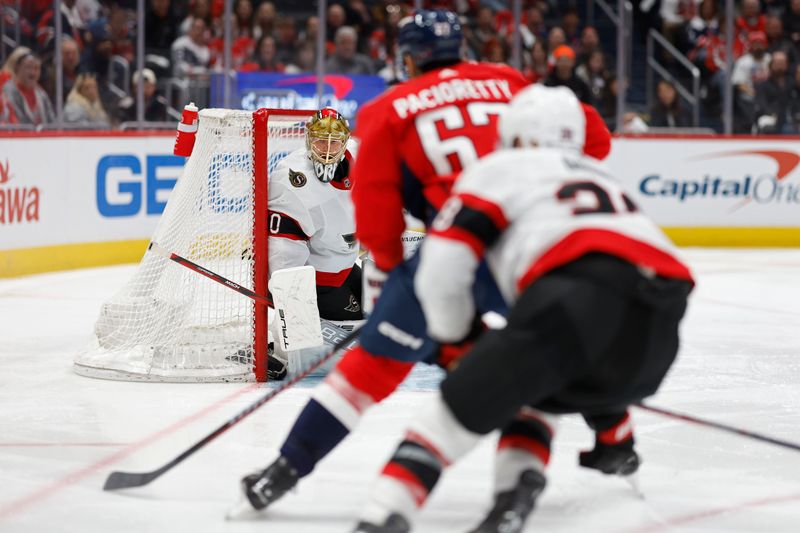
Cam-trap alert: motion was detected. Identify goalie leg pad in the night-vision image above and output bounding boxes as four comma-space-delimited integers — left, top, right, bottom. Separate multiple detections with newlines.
269, 266, 323, 352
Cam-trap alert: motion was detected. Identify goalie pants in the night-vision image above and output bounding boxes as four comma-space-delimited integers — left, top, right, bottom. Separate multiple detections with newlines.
316, 264, 363, 321
441, 253, 693, 435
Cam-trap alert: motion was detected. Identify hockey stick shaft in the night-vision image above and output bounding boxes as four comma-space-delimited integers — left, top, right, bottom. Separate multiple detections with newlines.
103, 326, 361, 491
635, 403, 800, 452
147, 241, 270, 305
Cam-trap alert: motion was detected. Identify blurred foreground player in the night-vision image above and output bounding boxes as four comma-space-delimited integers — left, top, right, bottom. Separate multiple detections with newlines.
232, 10, 614, 517
352, 85, 694, 533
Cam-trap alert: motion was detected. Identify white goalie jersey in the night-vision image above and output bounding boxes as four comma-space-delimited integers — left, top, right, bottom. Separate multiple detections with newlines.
416, 147, 694, 342
268, 140, 359, 287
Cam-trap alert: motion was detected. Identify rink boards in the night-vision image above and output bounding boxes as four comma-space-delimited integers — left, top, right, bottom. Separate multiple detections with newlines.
1, 131, 799, 277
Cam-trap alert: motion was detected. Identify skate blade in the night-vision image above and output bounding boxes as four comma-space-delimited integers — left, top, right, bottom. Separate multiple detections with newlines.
622, 472, 645, 500
225, 498, 260, 521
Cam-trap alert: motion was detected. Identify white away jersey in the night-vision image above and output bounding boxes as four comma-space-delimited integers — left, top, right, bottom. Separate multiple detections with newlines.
417, 147, 693, 342
268, 143, 358, 286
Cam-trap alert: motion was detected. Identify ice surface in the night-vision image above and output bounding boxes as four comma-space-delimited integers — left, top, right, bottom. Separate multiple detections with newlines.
1, 249, 799, 533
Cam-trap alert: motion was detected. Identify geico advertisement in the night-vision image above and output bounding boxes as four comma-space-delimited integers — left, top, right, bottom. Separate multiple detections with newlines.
3, 135, 799, 252
0, 135, 181, 249
609, 138, 800, 226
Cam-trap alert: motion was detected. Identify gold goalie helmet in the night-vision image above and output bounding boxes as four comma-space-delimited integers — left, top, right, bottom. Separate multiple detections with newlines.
306, 107, 351, 182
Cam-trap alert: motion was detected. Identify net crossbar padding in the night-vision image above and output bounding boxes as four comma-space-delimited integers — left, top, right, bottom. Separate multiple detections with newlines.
75, 108, 316, 382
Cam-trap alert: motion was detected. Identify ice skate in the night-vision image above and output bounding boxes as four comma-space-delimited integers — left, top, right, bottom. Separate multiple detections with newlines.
352, 513, 411, 533
236, 456, 298, 513
266, 343, 287, 381
579, 442, 640, 476
468, 469, 547, 533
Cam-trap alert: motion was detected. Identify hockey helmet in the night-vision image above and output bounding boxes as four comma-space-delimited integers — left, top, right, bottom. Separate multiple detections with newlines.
305, 107, 351, 182
397, 9, 463, 70
498, 85, 586, 153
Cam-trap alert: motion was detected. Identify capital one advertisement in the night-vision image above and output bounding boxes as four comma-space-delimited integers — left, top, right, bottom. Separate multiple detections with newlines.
2, 132, 800, 276
210, 73, 387, 123
609, 137, 800, 227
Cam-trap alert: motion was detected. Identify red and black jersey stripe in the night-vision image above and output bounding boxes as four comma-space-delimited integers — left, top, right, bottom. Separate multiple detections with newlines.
433, 193, 509, 257
268, 210, 309, 241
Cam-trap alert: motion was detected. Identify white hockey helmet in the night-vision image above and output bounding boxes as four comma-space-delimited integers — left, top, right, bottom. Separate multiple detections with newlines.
498, 85, 586, 153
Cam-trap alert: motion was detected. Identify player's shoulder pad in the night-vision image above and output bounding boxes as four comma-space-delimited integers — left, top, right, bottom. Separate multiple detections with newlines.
460, 60, 529, 88
270, 150, 318, 201
353, 96, 391, 136
456, 148, 568, 191
272, 148, 310, 183
481, 60, 529, 80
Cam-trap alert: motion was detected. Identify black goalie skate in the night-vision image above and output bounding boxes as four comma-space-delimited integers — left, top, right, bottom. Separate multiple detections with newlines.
266, 342, 287, 381
352, 513, 411, 533
227, 342, 287, 380
468, 469, 547, 533
240, 456, 299, 511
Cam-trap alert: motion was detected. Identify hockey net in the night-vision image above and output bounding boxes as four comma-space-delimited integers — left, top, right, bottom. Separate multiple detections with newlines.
75, 108, 315, 382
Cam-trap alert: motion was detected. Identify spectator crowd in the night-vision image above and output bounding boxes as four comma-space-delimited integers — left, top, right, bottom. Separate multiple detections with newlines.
0, 0, 799, 133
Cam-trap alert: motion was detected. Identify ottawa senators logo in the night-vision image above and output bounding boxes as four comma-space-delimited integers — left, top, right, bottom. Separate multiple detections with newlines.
341, 233, 357, 249
344, 294, 361, 313
288, 168, 307, 187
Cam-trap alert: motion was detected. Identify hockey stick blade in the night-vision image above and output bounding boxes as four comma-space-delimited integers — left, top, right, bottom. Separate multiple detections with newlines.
104, 467, 168, 491
102, 327, 361, 491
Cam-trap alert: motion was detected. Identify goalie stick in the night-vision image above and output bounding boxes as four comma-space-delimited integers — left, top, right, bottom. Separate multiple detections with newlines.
102, 325, 361, 491
147, 241, 270, 305
148, 240, 351, 355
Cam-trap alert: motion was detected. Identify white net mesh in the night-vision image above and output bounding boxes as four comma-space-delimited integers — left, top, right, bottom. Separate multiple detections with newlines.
75, 108, 313, 382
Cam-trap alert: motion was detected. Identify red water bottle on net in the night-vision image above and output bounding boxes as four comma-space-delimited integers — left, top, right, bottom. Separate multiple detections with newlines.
173, 102, 199, 157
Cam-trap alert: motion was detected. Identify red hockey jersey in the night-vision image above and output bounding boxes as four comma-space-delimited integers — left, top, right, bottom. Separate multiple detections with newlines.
350, 61, 610, 271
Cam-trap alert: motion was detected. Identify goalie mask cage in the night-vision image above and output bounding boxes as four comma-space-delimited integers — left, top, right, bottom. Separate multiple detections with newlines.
75, 108, 316, 382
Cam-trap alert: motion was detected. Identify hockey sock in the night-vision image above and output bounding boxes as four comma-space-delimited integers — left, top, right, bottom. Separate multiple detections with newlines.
360, 392, 481, 526
494, 407, 557, 493
360, 440, 443, 526
280, 398, 350, 477
586, 410, 634, 447
280, 346, 414, 477
579, 410, 639, 475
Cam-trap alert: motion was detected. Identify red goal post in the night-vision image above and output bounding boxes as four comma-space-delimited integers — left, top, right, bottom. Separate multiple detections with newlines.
75, 108, 317, 383
252, 108, 317, 381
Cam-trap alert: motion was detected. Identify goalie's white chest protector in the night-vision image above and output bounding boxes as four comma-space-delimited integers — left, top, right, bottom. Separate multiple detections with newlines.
269, 147, 357, 279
